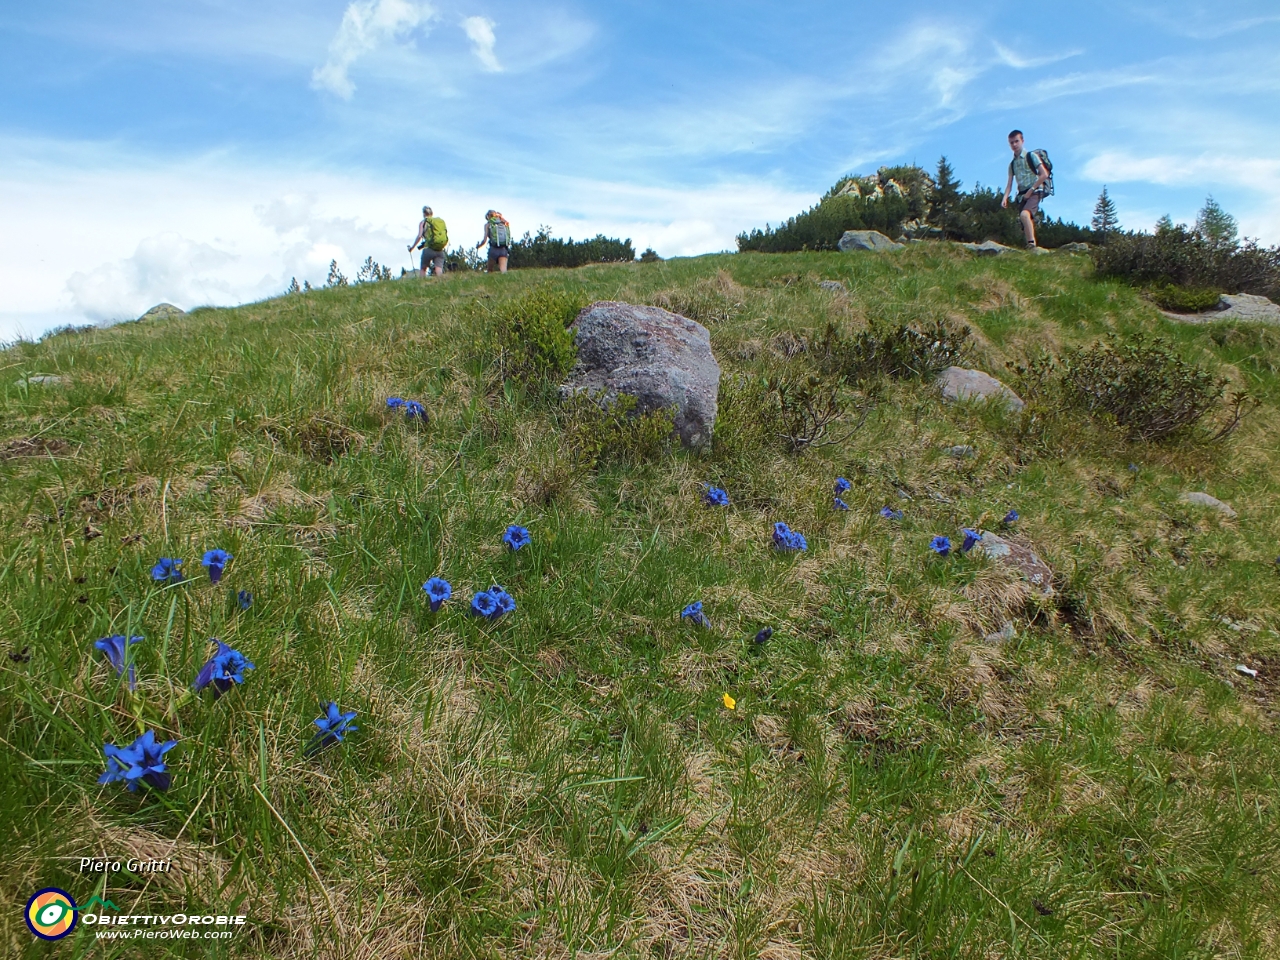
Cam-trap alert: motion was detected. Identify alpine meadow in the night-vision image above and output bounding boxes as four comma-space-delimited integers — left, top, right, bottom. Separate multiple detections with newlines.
4, 246, 1280, 959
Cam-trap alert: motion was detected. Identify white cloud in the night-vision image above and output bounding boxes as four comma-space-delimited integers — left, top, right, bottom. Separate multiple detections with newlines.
461, 16, 501, 72
312, 0, 435, 99
992, 41, 1082, 70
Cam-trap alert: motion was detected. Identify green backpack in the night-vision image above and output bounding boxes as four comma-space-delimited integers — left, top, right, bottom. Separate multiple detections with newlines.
425, 217, 448, 250
487, 219, 511, 247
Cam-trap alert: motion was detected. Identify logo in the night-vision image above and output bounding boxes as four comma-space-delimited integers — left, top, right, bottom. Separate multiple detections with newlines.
81, 895, 119, 912
25, 888, 78, 941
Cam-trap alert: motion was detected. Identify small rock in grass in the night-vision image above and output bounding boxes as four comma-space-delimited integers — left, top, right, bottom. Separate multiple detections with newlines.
1179, 492, 1237, 519
984, 622, 1017, 644
1058, 242, 1090, 253
977, 532, 1053, 596
818, 280, 846, 292
16, 374, 62, 386
838, 230, 904, 253
1235, 664, 1258, 678
944, 444, 977, 459
937, 367, 1025, 412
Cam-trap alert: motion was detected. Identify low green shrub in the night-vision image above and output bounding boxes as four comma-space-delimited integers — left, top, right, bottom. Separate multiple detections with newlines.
1060, 334, 1226, 441
761, 373, 875, 453
484, 286, 585, 384
1147, 284, 1223, 313
560, 392, 675, 466
1093, 227, 1280, 302
509, 226, 636, 269
818, 318, 971, 381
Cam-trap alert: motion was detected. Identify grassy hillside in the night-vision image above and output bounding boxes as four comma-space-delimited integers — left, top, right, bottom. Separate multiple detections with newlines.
3, 247, 1279, 958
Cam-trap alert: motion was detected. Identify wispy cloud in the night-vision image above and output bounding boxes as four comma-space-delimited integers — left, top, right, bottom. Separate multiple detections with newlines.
992, 41, 1082, 70
461, 15, 501, 72
312, 0, 435, 99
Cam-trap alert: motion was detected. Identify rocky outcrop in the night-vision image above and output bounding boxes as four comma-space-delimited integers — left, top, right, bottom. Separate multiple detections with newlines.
138, 303, 185, 322
960, 240, 1015, 256
838, 230, 904, 253
1163, 293, 1280, 325
562, 301, 721, 451
937, 367, 1025, 412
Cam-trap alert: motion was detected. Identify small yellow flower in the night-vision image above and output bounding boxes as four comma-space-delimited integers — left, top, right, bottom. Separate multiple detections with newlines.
722, 693, 736, 710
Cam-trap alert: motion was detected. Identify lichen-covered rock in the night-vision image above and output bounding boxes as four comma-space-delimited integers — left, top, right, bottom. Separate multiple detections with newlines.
937, 367, 1025, 412
977, 532, 1053, 596
562, 301, 721, 450
818, 280, 846, 292
1180, 492, 1237, 518
838, 230, 904, 253
1058, 242, 1090, 253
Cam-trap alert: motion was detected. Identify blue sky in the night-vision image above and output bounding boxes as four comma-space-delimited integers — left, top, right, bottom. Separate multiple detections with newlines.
2, 1, 1278, 341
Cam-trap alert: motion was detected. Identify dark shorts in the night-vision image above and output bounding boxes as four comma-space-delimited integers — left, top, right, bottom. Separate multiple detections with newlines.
487, 245, 510, 261
1017, 191, 1042, 217
420, 247, 445, 271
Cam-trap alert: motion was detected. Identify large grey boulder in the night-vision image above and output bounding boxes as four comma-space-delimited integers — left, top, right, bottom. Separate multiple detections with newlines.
1162, 293, 1280, 325
937, 366, 1025, 412
138, 303, 185, 322
1058, 242, 1090, 253
960, 240, 1015, 257
838, 230, 904, 253
563, 301, 721, 450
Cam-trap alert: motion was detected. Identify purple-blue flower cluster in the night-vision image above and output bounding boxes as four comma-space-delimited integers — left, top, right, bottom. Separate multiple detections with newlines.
880, 506, 904, 520
99, 730, 177, 792
929, 536, 952, 557
201, 549, 232, 584
193, 640, 255, 694
386, 397, 427, 420
834, 497, 849, 511
961, 528, 982, 552
470, 585, 515, 620
834, 477, 851, 495
772, 522, 807, 552
1002, 510, 1019, 525
423, 577, 452, 612
503, 525, 531, 551
306, 702, 359, 755
703, 485, 729, 507
681, 600, 710, 627
94, 635, 142, 691
150, 558, 183, 582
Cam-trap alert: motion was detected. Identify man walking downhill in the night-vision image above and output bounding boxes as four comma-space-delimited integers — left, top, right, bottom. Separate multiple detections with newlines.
410, 206, 448, 277
1002, 130, 1050, 250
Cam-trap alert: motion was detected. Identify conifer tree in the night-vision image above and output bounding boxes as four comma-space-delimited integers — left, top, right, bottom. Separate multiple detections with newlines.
1155, 214, 1174, 234
928, 156, 961, 237
1091, 186, 1118, 237
1195, 196, 1237, 249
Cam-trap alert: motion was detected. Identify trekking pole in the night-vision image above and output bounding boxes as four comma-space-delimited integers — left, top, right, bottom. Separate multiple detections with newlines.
407, 245, 416, 277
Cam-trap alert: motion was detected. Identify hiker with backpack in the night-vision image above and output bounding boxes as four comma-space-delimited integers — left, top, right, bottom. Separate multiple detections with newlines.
410, 206, 448, 277
476, 210, 511, 273
1001, 130, 1053, 250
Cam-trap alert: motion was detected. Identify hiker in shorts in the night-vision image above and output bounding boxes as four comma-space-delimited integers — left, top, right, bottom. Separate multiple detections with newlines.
1002, 130, 1050, 250
476, 210, 511, 273
409, 206, 447, 277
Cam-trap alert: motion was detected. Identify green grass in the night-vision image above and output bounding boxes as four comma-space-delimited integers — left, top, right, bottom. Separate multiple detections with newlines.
2, 246, 1279, 958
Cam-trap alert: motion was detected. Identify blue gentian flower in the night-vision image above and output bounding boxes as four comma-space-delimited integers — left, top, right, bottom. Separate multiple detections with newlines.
193, 640, 255, 694
99, 730, 176, 792
503, 525, 531, 551
753, 626, 772, 645
772, 522, 807, 552
929, 536, 952, 557
386, 397, 406, 409
307, 702, 359, 755
681, 601, 709, 627
961, 528, 982, 552
237, 590, 253, 610
94, 635, 142, 690
423, 577, 452, 612
489, 585, 516, 616
470, 590, 498, 618
880, 506, 903, 520
834, 477, 852, 495
404, 400, 427, 421
1002, 510, 1019, 525
201, 549, 232, 584
150, 558, 183, 582
834, 497, 849, 511
703, 485, 729, 507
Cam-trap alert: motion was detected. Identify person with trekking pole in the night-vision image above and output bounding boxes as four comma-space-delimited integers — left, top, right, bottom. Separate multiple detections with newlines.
409, 206, 448, 277
1002, 130, 1053, 251
476, 210, 511, 273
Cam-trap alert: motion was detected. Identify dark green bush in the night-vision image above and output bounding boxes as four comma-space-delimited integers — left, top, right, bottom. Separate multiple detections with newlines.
559, 392, 675, 466
1093, 227, 1280, 302
818, 318, 971, 381
1060, 334, 1226, 441
508, 226, 636, 269
1147, 284, 1223, 313
485, 286, 585, 384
